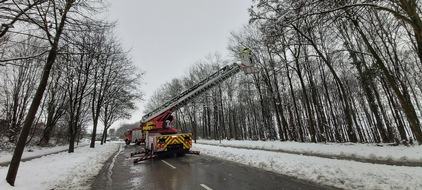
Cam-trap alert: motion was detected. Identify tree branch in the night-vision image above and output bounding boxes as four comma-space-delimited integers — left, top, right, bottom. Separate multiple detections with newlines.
304, 3, 415, 29
0, 50, 48, 63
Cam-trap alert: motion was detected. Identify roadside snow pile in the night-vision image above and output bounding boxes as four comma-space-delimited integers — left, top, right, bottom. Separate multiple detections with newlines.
194, 140, 422, 190
0, 142, 120, 190
194, 143, 422, 190
196, 139, 422, 163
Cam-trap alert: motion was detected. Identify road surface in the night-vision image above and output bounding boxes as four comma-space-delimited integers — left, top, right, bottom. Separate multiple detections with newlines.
91, 144, 337, 190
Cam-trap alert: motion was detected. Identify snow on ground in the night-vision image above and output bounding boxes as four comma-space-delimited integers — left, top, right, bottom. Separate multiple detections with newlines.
0, 142, 120, 190
196, 139, 422, 163
194, 140, 422, 190
0, 144, 80, 164
0, 140, 421, 190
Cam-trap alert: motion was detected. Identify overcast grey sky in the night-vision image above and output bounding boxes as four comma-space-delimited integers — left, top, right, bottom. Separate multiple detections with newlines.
106, 0, 252, 124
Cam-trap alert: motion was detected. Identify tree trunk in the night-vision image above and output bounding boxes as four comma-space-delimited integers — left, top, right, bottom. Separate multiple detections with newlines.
352, 18, 422, 144
292, 24, 358, 143
68, 129, 76, 153
295, 55, 316, 142
6, 0, 72, 184
285, 54, 303, 142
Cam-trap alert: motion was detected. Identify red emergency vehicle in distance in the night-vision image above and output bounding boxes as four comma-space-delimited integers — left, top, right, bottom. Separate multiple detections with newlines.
124, 127, 144, 145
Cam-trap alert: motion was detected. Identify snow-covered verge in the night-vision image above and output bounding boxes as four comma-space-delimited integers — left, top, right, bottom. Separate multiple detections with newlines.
0, 140, 421, 190
0, 142, 119, 190
197, 139, 422, 163
194, 140, 422, 190
0, 144, 82, 164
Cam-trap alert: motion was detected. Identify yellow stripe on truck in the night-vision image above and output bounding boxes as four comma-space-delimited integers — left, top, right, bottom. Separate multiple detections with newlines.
156, 134, 192, 151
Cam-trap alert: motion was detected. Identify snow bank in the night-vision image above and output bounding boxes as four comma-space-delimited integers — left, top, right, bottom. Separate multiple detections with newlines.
194, 142, 422, 190
0, 142, 120, 190
197, 139, 422, 162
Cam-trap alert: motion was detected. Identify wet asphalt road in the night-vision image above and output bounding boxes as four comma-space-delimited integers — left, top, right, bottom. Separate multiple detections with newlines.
91, 144, 337, 190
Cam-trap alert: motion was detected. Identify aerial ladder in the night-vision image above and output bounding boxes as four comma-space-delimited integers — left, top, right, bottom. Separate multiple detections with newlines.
130, 49, 254, 163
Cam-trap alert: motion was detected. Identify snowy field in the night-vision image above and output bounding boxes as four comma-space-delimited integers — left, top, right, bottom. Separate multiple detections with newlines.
0, 140, 421, 190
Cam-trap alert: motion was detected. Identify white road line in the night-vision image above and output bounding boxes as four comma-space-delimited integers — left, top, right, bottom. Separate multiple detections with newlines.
200, 184, 213, 190
161, 160, 176, 169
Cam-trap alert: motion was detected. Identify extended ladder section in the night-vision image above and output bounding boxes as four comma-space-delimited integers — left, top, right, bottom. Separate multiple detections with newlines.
141, 63, 242, 123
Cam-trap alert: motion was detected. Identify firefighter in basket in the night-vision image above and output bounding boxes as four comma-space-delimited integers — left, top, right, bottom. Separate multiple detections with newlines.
240, 48, 254, 74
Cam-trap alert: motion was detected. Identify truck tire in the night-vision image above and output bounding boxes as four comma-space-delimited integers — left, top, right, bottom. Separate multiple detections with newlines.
125, 139, 131, 145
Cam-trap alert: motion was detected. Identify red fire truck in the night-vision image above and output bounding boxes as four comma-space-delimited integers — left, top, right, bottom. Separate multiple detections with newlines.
128, 50, 254, 163
124, 127, 144, 145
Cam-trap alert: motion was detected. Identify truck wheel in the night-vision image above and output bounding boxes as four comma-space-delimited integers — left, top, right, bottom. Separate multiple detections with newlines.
125, 139, 130, 145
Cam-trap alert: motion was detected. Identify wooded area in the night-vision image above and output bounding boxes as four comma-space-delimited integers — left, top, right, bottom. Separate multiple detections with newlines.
0, 0, 144, 185
1, 0, 422, 161
1, 0, 421, 185
144, 0, 422, 145
0, 0, 143, 151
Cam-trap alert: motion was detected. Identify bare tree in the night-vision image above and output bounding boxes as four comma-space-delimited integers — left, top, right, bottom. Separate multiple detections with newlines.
62, 31, 95, 153
87, 23, 116, 148
1, 36, 43, 143
37, 63, 67, 146
248, 0, 422, 144
6, 0, 104, 185
0, 0, 47, 39
99, 53, 143, 145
